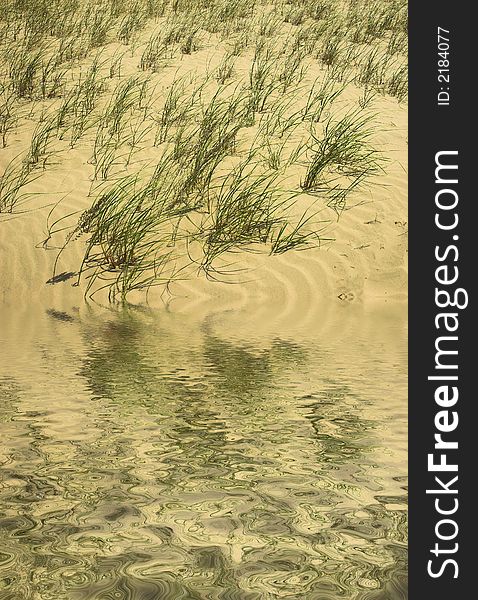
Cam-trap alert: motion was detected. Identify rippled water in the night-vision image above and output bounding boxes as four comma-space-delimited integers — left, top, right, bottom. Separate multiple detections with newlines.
0, 302, 407, 599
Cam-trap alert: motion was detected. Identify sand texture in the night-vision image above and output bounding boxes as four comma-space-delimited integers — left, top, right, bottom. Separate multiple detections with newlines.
0, 1, 407, 314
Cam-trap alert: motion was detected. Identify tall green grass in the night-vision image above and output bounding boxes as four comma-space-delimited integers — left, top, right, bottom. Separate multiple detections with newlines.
0, 156, 40, 213
0, 84, 17, 147
0, 0, 405, 299
302, 109, 383, 194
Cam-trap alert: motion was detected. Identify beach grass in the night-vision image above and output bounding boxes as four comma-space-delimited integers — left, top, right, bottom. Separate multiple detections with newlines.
0, 0, 407, 299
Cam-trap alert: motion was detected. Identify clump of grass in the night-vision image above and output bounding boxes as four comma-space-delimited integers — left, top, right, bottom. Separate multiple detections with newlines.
282, 6, 307, 26
200, 160, 284, 278
270, 211, 325, 254
247, 45, 279, 114
355, 46, 407, 101
278, 44, 308, 93
346, 0, 400, 42
386, 64, 408, 102
109, 50, 125, 79
358, 86, 377, 109
228, 31, 249, 55
201, 0, 254, 35
118, 2, 146, 45
0, 156, 40, 213
81, 3, 114, 50
259, 134, 303, 172
306, 0, 333, 21
200, 155, 325, 275
8, 46, 43, 98
161, 15, 202, 54
92, 136, 122, 181
39, 54, 67, 99
256, 11, 281, 38
317, 33, 344, 67
56, 35, 87, 64
302, 75, 345, 123
174, 89, 244, 202
68, 59, 108, 146
90, 75, 154, 179
144, 0, 169, 19
106, 76, 145, 137
258, 95, 303, 140
215, 53, 236, 85
67, 160, 187, 299
356, 48, 390, 89
24, 113, 58, 171
140, 31, 171, 72
292, 20, 323, 55
153, 76, 202, 146
180, 29, 201, 55
302, 109, 383, 193
387, 29, 408, 56
124, 118, 153, 168
0, 84, 17, 147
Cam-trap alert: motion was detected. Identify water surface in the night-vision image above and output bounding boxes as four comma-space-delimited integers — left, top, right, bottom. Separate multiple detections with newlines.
0, 301, 407, 599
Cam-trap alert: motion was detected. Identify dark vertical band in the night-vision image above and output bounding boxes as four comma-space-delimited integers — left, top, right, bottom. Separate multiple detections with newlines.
409, 2, 472, 596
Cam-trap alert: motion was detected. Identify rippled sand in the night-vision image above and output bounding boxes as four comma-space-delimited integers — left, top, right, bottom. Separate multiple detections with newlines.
0, 26, 407, 309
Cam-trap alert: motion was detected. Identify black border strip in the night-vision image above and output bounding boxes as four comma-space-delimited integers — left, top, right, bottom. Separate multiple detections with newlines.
409, 2, 473, 597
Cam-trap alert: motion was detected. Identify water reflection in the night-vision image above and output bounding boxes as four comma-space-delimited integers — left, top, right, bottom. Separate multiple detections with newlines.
0, 304, 407, 599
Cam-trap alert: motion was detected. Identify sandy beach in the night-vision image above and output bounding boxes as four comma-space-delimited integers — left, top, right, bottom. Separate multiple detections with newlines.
0, 0, 407, 313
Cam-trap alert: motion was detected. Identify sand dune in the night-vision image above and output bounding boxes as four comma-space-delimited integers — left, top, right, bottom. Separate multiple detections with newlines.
0, 119, 406, 314
0, 3, 407, 317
